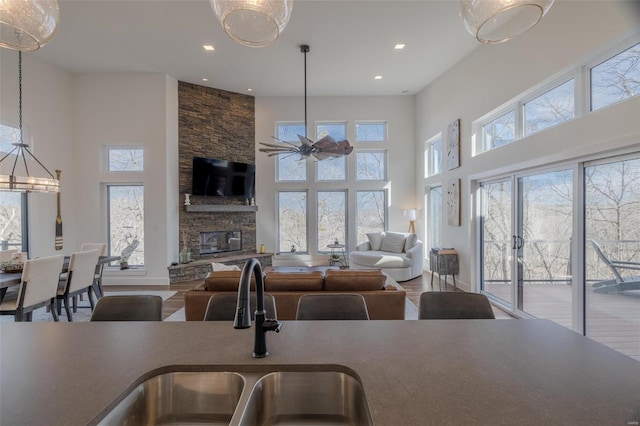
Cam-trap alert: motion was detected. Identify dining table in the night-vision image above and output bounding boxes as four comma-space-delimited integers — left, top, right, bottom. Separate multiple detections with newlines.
0, 255, 120, 301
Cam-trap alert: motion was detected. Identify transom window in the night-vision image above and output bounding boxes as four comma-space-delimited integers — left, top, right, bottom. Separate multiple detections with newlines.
107, 147, 144, 172
590, 42, 640, 111
482, 110, 515, 151
355, 121, 387, 142
524, 79, 575, 136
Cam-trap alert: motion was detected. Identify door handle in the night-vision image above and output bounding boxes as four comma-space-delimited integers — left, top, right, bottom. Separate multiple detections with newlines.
517, 236, 524, 250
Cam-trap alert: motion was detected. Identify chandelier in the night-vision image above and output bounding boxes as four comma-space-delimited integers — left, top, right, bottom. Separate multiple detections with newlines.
210, 0, 293, 48
0, 0, 60, 51
0, 52, 59, 193
259, 45, 353, 161
460, 0, 555, 44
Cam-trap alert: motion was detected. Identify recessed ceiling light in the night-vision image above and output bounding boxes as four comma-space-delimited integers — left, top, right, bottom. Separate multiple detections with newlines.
202, 78, 208, 82
247, 88, 253, 92
203, 45, 215, 51
374, 75, 383, 80
394, 43, 406, 50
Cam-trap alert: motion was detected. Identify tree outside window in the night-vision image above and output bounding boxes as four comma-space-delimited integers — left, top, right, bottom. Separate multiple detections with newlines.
108, 185, 144, 265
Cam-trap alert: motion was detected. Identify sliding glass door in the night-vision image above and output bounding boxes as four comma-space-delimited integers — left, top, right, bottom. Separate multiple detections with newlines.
480, 169, 574, 325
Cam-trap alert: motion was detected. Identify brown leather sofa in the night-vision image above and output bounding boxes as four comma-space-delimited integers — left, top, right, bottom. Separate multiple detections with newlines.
184, 269, 406, 321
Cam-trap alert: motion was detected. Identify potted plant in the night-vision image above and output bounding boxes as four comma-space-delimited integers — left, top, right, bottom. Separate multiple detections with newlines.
119, 256, 129, 270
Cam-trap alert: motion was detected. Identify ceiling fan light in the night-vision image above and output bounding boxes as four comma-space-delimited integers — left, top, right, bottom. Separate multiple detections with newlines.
460, 0, 554, 44
211, 0, 293, 48
0, 0, 60, 51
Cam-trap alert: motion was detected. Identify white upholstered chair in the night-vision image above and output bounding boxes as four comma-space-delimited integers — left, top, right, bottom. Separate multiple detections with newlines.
81, 243, 107, 297
0, 255, 64, 321
56, 250, 100, 321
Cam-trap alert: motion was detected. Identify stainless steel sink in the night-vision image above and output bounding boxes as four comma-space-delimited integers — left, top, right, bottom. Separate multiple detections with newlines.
97, 372, 245, 425
97, 370, 371, 426
238, 371, 372, 426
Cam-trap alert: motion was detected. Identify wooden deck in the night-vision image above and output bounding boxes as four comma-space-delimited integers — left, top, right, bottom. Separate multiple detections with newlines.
486, 282, 640, 361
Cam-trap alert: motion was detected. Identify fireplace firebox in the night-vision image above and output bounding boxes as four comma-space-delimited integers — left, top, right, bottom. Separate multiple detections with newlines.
200, 230, 242, 255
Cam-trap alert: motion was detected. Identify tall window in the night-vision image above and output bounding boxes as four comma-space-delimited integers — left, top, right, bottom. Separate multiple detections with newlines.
0, 124, 28, 252
524, 79, 575, 136
425, 136, 442, 177
317, 191, 346, 252
427, 186, 442, 250
276, 122, 306, 181
108, 185, 144, 266
278, 191, 308, 253
356, 190, 386, 244
591, 42, 640, 111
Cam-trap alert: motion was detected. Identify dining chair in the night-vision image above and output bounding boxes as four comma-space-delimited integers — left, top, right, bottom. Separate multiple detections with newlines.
204, 293, 277, 321
295, 293, 370, 320
418, 292, 495, 319
0, 249, 19, 262
0, 255, 64, 322
56, 249, 100, 321
81, 243, 107, 298
90, 295, 163, 321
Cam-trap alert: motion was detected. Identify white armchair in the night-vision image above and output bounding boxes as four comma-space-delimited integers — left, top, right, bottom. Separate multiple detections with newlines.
349, 231, 424, 282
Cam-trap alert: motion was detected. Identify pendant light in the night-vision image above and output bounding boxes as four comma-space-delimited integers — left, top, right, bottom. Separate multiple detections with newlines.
0, 51, 59, 193
0, 0, 60, 51
210, 0, 293, 48
460, 0, 555, 44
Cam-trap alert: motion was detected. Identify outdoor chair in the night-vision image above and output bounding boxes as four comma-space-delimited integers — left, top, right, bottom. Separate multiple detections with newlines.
296, 293, 370, 320
419, 292, 495, 319
591, 240, 640, 294
204, 293, 277, 321
90, 295, 163, 321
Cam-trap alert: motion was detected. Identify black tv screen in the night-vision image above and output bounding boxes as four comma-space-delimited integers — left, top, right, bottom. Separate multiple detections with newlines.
192, 157, 255, 198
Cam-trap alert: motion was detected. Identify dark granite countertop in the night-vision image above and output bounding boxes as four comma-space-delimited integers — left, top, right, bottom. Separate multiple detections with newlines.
1, 320, 638, 425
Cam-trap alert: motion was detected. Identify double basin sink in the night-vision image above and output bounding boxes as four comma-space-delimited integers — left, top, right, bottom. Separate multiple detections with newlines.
96, 368, 372, 425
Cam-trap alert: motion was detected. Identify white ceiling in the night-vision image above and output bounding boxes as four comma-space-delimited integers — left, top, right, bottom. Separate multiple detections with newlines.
32, 0, 481, 97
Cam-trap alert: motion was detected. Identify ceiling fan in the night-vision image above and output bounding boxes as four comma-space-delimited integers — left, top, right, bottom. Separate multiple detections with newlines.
259, 45, 353, 161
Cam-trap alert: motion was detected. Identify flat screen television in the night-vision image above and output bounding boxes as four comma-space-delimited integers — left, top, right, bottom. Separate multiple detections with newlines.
192, 157, 256, 198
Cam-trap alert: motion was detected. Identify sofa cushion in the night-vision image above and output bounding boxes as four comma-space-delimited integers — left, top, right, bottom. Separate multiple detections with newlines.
367, 232, 385, 251
205, 271, 255, 291
349, 251, 412, 268
324, 269, 386, 291
404, 233, 418, 252
381, 232, 406, 254
264, 271, 324, 291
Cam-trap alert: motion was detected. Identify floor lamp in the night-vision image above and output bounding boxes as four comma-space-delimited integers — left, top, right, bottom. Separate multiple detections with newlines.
405, 209, 417, 234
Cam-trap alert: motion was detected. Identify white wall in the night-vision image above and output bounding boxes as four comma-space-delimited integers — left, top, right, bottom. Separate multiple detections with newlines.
74, 72, 178, 285
416, 1, 640, 290
255, 96, 416, 264
0, 50, 76, 258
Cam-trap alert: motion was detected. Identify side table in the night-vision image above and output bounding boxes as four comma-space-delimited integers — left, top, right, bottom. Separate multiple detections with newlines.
429, 249, 459, 291
327, 244, 348, 267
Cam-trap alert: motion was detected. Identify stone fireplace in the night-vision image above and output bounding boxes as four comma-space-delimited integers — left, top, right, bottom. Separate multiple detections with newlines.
200, 230, 242, 255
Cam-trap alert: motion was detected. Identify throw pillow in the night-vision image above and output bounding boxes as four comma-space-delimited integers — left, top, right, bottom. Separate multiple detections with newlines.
367, 232, 385, 251
381, 231, 407, 254
404, 233, 418, 252
211, 262, 241, 272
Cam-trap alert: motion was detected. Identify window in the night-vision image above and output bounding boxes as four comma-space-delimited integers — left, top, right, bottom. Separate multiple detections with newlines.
355, 121, 386, 142
0, 192, 27, 252
591, 42, 640, 111
356, 190, 386, 244
108, 185, 144, 266
316, 156, 346, 181
278, 191, 308, 253
108, 147, 143, 172
0, 123, 21, 156
356, 151, 386, 181
317, 122, 347, 141
482, 110, 515, 151
317, 191, 346, 252
427, 186, 442, 250
524, 79, 575, 136
276, 122, 306, 181
425, 136, 442, 177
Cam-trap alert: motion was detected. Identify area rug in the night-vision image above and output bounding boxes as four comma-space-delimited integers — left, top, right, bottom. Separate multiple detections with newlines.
0, 290, 176, 323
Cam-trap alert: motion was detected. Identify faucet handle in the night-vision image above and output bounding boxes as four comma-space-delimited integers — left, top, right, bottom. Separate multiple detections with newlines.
263, 319, 282, 333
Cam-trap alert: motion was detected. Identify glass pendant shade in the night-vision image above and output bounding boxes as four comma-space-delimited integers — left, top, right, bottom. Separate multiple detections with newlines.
460, 0, 555, 44
0, 0, 60, 51
211, 0, 293, 48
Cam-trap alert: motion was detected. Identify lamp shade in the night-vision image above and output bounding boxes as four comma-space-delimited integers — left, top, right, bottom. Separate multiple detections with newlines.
211, 0, 293, 48
405, 209, 417, 221
0, 0, 60, 51
460, 0, 554, 44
